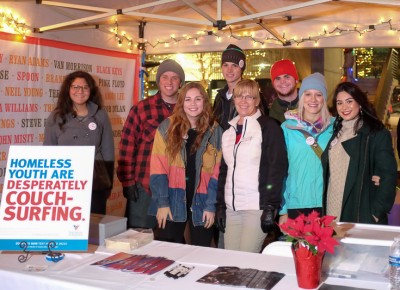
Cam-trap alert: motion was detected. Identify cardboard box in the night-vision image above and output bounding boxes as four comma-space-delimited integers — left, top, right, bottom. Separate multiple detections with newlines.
89, 214, 127, 246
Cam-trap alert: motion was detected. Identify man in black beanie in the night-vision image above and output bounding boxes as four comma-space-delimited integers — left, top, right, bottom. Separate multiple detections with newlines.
213, 44, 246, 131
213, 44, 268, 131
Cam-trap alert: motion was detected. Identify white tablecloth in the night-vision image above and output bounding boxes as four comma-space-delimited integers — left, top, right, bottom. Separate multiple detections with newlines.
0, 238, 391, 290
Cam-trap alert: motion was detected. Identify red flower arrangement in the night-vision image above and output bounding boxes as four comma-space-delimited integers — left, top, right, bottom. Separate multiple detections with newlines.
279, 211, 340, 255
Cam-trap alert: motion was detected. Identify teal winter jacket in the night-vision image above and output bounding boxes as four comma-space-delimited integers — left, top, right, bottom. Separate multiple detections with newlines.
280, 116, 334, 214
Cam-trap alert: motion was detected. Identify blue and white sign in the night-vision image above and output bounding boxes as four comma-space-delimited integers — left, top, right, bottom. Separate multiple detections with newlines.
0, 145, 94, 251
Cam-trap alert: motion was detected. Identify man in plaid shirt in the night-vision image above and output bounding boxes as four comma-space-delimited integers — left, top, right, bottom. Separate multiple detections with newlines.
117, 59, 185, 229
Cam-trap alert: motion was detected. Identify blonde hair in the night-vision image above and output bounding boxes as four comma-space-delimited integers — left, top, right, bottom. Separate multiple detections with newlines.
297, 93, 331, 130
166, 82, 213, 159
233, 79, 261, 106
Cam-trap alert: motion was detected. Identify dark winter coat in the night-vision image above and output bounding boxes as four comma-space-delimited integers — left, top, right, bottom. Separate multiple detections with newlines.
322, 124, 397, 224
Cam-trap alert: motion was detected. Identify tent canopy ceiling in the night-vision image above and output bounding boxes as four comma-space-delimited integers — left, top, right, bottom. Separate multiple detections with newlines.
2, 0, 400, 54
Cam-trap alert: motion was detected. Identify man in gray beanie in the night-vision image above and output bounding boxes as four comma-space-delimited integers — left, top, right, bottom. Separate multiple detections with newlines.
117, 59, 185, 229
156, 59, 185, 87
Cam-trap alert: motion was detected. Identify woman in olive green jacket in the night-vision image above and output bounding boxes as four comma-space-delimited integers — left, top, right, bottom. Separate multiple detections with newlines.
322, 82, 397, 224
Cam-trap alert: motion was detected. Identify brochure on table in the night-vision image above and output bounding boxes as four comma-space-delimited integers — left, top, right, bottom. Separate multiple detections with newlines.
0, 145, 94, 251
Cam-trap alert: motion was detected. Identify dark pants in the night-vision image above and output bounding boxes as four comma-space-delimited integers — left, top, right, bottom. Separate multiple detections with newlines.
91, 189, 111, 215
125, 184, 157, 229
156, 216, 214, 247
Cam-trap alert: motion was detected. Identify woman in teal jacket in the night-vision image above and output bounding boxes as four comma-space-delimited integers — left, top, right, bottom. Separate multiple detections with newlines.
322, 82, 397, 224
279, 73, 334, 224
148, 82, 222, 246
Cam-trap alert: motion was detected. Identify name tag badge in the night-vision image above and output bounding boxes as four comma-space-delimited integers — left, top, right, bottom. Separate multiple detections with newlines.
306, 136, 315, 146
88, 122, 97, 130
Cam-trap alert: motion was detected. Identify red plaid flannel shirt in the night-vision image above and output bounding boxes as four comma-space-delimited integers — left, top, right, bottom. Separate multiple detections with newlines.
117, 92, 174, 194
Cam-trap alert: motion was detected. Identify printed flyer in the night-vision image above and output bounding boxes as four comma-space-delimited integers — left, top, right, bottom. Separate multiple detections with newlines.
0, 145, 94, 251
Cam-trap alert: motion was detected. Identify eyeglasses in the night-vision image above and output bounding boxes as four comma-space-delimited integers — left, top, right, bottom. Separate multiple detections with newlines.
70, 85, 90, 92
234, 95, 256, 101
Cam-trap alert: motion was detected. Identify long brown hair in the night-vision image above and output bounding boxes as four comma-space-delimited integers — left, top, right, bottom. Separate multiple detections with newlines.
166, 82, 213, 160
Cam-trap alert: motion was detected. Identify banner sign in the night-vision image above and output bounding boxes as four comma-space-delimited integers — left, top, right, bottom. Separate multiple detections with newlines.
0, 32, 139, 216
0, 145, 94, 251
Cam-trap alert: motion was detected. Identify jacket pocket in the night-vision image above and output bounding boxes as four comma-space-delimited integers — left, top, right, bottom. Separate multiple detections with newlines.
191, 194, 208, 226
169, 188, 187, 222
201, 143, 217, 172
141, 119, 159, 143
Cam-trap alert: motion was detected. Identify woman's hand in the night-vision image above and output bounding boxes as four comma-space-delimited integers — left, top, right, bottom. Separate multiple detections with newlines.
203, 211, 215, 229
371, 175, 380, 186
279, 214, 288, 225
156, 207, 173, 229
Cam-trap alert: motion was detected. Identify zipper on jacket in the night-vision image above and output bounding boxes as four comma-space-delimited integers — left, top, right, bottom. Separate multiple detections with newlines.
231, 119, 247, 211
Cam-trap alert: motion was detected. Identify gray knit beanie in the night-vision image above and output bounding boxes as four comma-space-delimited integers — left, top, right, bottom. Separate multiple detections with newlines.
299, 73, 328, 100
156, 59, 185, 86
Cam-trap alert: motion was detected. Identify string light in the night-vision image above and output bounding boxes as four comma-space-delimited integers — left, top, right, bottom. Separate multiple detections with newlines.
110, 20, 135, 51
110, 18, 400, 51
0, 8, 30, 39
288, 19, 399, 46
1, 7, 398, 53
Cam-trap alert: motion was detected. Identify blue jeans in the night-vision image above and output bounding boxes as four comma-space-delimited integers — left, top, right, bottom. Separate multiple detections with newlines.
125, 184, 157, 229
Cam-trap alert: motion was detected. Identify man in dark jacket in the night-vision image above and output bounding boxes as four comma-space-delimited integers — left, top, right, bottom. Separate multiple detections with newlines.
213, 44, 268, 131
268, 59, 299, 124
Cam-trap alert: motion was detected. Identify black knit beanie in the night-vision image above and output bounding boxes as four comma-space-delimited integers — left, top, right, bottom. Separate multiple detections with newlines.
221, 44, 246, 71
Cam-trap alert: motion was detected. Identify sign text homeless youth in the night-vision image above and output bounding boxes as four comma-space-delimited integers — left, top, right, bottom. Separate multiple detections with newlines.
3, 158, 87, 221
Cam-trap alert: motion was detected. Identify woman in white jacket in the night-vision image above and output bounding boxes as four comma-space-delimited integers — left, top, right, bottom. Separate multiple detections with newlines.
215, 79, 288, 253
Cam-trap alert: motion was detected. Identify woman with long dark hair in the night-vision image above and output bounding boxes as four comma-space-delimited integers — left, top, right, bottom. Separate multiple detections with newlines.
44, 70, 114, 215
322, 82, 397, 224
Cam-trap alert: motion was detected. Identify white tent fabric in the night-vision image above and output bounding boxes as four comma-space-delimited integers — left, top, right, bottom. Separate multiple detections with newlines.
2, 0, 400, 54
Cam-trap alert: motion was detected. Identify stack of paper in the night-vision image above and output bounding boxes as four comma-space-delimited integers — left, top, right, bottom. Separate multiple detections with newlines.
105, 229, 154, 251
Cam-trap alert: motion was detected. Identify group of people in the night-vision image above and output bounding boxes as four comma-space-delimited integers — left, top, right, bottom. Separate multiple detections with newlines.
43, 43, 398, 254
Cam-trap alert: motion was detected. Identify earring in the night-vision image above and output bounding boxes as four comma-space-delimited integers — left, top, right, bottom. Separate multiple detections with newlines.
360, 106, 363, 116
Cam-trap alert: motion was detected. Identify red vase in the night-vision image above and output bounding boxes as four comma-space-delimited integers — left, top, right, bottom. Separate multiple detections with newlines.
292, 245, 324, 289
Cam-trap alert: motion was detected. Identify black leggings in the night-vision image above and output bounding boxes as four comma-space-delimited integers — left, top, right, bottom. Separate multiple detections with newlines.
155, 216, 213, 247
